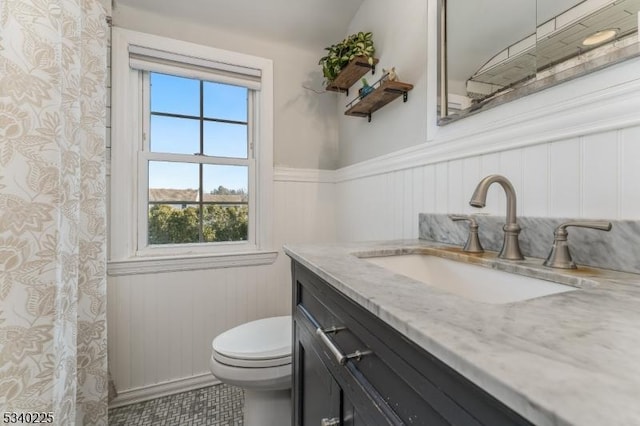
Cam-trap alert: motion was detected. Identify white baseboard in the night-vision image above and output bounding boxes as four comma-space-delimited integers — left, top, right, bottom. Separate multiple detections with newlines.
109, 373, 220, 409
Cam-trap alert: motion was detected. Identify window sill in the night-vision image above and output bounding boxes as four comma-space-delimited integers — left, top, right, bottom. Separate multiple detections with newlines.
107, 250, 279, 276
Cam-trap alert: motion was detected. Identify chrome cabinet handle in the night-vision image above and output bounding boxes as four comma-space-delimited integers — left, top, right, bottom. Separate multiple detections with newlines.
316, 327, 372, 366
321, 418, 340, 426
316, 327, 347, 365
543, 221, 612, 269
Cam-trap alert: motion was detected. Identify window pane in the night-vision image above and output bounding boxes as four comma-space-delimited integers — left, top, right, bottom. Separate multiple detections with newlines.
203, 82, 247, 122
203, 121, 248, 158
203, 205, 248, 242
148, 161, 199, 196
202, 165, 248, 197
150, 115, 200, 154
148, 161, 200, 245
202, 165, 248, 242
148, 204, 200, 244
150, 73, 199, 116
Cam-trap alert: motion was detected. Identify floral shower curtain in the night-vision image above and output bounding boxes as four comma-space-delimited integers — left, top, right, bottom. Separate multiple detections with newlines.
0, 0, 108, 424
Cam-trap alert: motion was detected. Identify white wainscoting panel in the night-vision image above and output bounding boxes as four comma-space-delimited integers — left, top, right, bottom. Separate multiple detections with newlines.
621, 126, 640, 218
435, 162, 449, 214
108, 169, 336, 405
521, 144, 549, 216
582, 131, 619, 219
336, 125, 640, 243
447, 160, 465, 215
549, 138, 582, 218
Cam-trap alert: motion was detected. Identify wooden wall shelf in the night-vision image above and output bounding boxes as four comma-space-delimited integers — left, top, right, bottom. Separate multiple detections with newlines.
345, 80, 414, 122
325, 56, 379, 95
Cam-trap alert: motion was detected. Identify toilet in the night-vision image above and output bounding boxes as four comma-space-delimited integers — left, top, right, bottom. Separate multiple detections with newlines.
209, 315, 292, 426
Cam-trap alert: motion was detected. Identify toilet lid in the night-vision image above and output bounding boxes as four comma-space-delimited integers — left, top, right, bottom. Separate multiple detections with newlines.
212, 316, 292, 368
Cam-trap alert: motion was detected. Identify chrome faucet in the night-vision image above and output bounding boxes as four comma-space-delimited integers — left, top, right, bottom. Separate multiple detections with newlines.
469, 174, 524, 260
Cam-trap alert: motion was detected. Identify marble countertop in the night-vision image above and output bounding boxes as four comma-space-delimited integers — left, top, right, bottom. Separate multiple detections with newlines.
283, 240, 640, 426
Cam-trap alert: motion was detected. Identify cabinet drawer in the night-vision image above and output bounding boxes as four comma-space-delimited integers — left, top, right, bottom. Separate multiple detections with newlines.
293, 262, 531, 426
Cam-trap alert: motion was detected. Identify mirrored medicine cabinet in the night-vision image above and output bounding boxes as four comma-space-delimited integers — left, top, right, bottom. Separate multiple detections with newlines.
438, 0, 640, 124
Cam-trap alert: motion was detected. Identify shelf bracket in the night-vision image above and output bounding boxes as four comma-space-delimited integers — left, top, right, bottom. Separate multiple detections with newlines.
383, 88, 410, 103
354, 60, 376, 76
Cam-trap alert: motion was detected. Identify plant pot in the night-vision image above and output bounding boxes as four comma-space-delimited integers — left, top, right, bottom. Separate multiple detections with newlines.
359, 85, 374, 99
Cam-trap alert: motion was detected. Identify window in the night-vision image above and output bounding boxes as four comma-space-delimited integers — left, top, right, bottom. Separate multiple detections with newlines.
143, 73, 251, 246
109, 29, 275, 274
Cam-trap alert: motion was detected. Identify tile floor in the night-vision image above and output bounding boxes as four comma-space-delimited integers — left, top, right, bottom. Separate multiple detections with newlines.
108, 384, 244, 426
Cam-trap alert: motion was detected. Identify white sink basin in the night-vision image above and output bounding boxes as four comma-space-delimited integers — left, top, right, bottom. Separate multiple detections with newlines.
363, 254, 576, 304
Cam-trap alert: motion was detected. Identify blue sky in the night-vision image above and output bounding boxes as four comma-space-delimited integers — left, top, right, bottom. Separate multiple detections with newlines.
148, 73, 249, 193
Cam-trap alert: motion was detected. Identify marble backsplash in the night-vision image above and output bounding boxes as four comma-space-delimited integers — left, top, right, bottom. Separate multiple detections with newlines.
419, 213, 640, 274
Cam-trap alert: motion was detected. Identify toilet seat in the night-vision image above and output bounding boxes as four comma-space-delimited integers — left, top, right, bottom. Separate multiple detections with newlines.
212, 316, 292, 368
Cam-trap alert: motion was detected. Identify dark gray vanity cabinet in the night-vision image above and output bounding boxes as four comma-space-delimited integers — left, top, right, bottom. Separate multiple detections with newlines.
291, 261, 532, 426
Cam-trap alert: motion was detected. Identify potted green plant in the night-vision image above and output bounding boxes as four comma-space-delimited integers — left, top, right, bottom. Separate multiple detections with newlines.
318, 32, 375, 85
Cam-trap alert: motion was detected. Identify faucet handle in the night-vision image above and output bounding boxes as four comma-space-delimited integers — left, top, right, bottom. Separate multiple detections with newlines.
543, 221, 612, 269
449, 215, 484, 253
554, 221, 612, 234
449, 214, 478, 226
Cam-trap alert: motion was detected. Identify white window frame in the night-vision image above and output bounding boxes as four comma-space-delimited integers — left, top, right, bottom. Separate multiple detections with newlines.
109, 28, 276, 275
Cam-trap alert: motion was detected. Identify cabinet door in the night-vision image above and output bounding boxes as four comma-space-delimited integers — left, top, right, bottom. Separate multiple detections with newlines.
294, 319, 342, 426
342, 392, 366, 426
